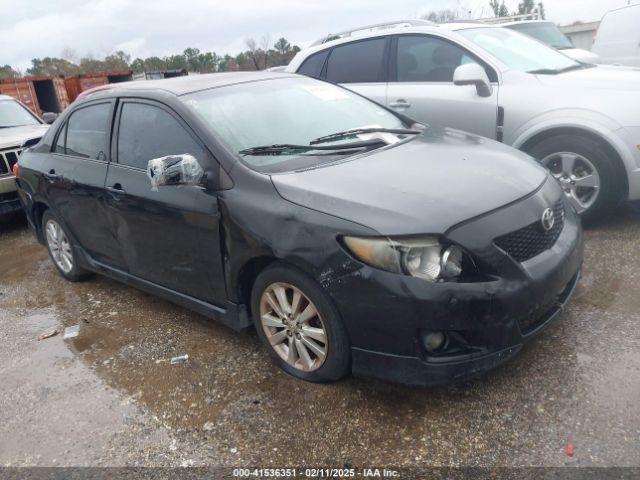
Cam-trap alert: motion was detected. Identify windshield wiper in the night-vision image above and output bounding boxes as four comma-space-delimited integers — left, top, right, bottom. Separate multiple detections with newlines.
238, 139, 386, 156
310, 128, 421, 145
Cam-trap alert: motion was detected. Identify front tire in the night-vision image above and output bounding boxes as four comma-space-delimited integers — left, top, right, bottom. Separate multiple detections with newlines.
42, 210, 89, 282
526, 134, 624, 223
251, 263, 350, 383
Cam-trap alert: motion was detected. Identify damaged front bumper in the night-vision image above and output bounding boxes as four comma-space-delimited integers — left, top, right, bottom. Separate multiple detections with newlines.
324, 188, 584, 387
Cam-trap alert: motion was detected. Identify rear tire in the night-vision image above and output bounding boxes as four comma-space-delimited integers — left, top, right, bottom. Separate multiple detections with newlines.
251, 263, 350, 383
42, 210, 90, 282
526, 134, 624, 223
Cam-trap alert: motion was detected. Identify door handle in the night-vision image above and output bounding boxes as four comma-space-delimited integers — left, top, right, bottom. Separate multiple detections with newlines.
106, 184, 126, 196
43, 169, 59, 181
389, 99, 411, 109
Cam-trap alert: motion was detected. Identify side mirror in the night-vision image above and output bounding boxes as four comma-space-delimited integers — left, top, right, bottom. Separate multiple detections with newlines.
42, 112, 58, 124
147, 154, 205, 191
453, 63, 493, 98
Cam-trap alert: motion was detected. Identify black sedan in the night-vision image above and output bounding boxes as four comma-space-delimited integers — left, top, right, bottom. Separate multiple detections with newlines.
15, 72, 583, 386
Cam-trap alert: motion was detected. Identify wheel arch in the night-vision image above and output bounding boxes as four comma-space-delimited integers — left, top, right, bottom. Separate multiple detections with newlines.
516, 126, 629, 200
32, 200, 50, 244
234, 256, 280, 317
233, 255, 329, 318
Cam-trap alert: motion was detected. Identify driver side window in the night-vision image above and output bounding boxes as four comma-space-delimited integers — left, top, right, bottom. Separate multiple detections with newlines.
395, 35, 491, 83
116, 102, 206, 170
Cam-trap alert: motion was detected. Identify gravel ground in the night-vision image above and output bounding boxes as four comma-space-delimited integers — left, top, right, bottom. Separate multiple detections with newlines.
0, 210, 639, 469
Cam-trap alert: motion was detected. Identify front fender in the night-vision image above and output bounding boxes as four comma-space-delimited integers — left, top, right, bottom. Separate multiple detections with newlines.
508, 111, 640, 200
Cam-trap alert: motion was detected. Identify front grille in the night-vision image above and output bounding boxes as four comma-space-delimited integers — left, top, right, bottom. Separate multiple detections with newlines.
494, 200, 565, 262
0, 191, 18, 202
0, 147, 22, 176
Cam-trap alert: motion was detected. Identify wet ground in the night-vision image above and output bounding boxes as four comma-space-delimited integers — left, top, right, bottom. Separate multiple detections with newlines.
1, 210, 639, 468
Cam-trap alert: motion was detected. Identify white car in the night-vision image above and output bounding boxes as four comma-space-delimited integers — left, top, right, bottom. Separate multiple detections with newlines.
0, 95, 49, 219
593, 4, 640, 67
500, 20, 599, 64
286, 20, 640, 221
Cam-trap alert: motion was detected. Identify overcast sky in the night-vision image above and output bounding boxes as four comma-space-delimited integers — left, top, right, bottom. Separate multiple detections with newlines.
1, 0, 634, 72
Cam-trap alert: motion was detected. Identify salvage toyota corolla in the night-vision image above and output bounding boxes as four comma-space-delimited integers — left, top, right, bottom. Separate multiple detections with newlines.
15, 72, 583, 386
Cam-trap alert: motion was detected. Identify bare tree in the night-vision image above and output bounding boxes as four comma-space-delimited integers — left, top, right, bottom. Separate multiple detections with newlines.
260, 35, 271, 69
60, 48, 79, 65
245, 38, 262, 70
420, 9, 460, 23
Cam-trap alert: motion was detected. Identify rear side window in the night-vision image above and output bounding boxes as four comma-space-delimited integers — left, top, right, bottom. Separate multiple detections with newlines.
297, 50, 329, 78
117, 102, 206, 170
325, 38, 386, 84
54, 123, 67, 154
64, 103, 111, 159
396, 35, 480, 83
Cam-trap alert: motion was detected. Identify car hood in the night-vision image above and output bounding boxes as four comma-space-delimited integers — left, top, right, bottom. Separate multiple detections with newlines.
0, 124, 49, 150
559, 48, 600, 64
536, 64, 640, 91
271, 128, 548, 235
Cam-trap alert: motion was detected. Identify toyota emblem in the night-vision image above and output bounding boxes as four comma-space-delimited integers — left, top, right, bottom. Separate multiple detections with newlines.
541, 208, 555, 232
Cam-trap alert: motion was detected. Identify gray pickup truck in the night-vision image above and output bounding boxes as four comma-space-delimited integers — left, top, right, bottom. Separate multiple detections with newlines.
1, 95, 49, 219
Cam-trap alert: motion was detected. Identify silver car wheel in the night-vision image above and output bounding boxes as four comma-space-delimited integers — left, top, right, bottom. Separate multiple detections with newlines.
541, 151, 600, 214
45, 219, 74, 274
259, 282, 328, 372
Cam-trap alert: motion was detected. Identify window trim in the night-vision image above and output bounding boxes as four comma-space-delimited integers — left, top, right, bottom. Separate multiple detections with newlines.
322, 36, 392, 84
112, 97, 211, 172
389, 33, 499, 84
50, 99, 116, 163
297, 49, 330, 79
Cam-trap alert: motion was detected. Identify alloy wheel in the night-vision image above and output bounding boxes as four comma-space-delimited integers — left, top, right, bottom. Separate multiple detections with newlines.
45, 219, 74, 273
541, 151, 600, 214
259, 282, 328, 372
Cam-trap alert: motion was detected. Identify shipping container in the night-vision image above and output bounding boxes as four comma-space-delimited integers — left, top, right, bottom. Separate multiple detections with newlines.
0, 76, 70, 117
64, 71, 132, 102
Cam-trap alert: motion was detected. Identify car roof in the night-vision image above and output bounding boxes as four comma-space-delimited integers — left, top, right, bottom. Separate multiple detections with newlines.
498, 20, 554, 27
91, 72, 299, 98
293, 23, 493, 60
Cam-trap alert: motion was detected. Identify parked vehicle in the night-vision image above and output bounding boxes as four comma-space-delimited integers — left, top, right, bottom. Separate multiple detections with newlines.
0, 95, 49, 219
500, 21, 599, 63
287, 20, 640, 221
16, 72, 583, 386
592, 4, 640, 67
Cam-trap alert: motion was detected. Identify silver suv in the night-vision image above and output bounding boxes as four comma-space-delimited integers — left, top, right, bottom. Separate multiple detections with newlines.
286, 20, 640, 221
0, 95, 49, 219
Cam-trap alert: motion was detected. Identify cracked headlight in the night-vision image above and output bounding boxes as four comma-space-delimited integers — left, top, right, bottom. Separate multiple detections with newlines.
341, 236, 466, 281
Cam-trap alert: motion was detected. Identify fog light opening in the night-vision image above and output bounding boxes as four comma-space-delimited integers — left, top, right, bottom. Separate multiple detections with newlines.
423, 331, 446, 353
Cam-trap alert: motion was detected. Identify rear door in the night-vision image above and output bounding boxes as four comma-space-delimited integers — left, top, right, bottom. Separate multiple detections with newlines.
104, 98, 226, 304
46, 100, 117, 264
322, 37, 390, 106
386, 34, 499, 139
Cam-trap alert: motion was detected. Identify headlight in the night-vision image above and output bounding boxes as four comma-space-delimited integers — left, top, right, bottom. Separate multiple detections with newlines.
342, 235, 467, 281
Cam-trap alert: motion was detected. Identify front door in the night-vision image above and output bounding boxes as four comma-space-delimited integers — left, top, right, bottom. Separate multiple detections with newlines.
104, 99, 226, 304
386, 34, 499, 139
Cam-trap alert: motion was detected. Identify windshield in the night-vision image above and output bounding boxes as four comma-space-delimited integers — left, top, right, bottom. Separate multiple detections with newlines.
507, 22, 573, 49
459, 27, 579, 73
182, 76, 406, 172
0, 99, 41, 128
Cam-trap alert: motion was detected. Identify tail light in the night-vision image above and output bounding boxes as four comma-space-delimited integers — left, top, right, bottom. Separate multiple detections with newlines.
12, 162, 19, 177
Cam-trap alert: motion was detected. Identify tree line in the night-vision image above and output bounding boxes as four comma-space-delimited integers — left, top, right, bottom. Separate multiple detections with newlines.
0, 36, 300, 80
422, 0, 545, 23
